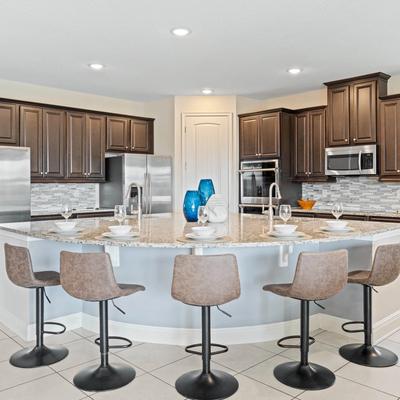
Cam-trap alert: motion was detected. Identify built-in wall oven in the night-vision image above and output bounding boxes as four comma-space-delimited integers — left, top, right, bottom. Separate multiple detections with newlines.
239, 159, 279, 208
325, 144, 377, 176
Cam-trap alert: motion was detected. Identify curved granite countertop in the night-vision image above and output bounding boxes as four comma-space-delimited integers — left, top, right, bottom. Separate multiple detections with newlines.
1, 213, 400, 248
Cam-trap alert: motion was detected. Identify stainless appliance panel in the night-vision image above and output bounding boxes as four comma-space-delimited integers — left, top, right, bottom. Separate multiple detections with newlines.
123, 154, 147, 212
0, 146, 31, 223
325, 145, 377, 176
147, 155, 172, 214
239, 160, 279, 205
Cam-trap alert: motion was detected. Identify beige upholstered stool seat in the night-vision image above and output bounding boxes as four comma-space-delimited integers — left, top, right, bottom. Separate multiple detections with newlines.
117, 283, 145, 297
262, 283, 291, 297
347, 270, 370, 284
32, 271, 61, 287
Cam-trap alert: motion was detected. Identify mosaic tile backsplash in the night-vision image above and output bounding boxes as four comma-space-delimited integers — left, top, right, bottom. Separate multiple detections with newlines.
302, 177, 400, 212
31, 183, 98, 213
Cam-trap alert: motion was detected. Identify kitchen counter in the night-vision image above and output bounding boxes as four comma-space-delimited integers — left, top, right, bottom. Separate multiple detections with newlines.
1, 213, 400, 346
292, 207, 400, 220
1, 213, 399, 248
31, 208, 114, 217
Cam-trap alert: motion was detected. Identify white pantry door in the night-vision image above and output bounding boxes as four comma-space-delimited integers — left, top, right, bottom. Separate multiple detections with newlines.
183, 115, 230, 207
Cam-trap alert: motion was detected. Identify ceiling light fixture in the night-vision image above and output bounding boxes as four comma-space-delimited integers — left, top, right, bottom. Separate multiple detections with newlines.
88, 63, 105, 71
202, 88, 213, 95
288, 67, 302, 75
171, 27, 191, 37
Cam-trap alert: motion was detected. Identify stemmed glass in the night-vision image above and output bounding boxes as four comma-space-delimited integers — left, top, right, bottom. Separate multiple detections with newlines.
331, 203, 344, 220
61, 204, 72, 222
114, 205, 126, 225
197, 206, 209, 226
279, 204, 292, 224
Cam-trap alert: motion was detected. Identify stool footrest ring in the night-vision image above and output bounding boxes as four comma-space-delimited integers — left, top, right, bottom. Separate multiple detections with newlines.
277, 335, 315, 349
43, 322, 66, 335
341, 321, 365, 334
185, 343, 228, 356
94, 336, 132, 349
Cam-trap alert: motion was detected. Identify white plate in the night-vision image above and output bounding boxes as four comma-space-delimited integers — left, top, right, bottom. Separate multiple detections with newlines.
321, 226, 353, 233
185, 233, 225, 241
267, 231, 306, 239
102, 231, 139, 239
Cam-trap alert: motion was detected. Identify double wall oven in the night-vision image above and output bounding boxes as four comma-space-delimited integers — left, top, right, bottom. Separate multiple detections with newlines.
239, 159, 279, 210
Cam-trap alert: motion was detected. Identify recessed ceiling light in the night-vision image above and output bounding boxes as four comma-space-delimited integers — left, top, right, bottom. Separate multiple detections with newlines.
288, 67, 302, 75
171, 27, 191, 37
202, 88, 213, 95
88, 63, 105, 71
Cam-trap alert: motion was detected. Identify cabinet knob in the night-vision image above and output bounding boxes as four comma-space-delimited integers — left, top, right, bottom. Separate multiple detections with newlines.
125, 146, 128, 149
44, 172, 48, 175
397, 170, 400, 173
353, 138, 356, 142
131, 146, 135, 150
345, 138, 348, 142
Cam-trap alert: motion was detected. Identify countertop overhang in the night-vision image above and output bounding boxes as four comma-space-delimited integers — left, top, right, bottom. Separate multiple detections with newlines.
1, 213, 400, 248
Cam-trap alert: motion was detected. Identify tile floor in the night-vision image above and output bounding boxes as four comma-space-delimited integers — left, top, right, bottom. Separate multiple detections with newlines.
0, 325, 399, 399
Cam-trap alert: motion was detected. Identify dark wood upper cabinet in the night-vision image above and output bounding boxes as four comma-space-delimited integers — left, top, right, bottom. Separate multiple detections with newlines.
293, 107, 327, 182
85, 114, 105, 179
42, 108, 65, 179
0, 102, 19, 145
106, 116, 130, 151
259, 113, 280, 157
327, 85, 350, 146
379, 97, 400, 180
325, 72, 389, 147
131, 119, 151, 153
66, 111, 86, 179
239, 116, 258, 159
20, 106, 43, 178
239, 110, 290, 159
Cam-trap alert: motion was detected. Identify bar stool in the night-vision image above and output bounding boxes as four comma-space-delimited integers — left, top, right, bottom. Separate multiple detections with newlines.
171, 254, 241, 400
263, 249, 348, 390
60, 251, 145, 391
4, 243, 69, 367
339, 243, 400, 367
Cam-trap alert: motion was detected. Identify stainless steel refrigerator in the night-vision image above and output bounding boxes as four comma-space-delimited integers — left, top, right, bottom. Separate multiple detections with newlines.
0, 146, 31, 223
99, 154, 172, 214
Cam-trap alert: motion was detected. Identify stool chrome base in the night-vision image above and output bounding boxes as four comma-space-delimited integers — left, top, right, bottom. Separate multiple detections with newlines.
339, 344, 398, 367
73, 363, 136, 392
10, 345, 68, 368
274, 361, 335, 390
175, 369, 239, 400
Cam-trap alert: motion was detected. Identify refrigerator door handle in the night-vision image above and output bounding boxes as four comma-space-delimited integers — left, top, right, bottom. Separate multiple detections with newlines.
148, 173, 152, 214
143, 172, 149, 215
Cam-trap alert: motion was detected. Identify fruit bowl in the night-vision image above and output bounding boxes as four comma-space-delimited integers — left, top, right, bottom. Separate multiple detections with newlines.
297, 199, 316, 210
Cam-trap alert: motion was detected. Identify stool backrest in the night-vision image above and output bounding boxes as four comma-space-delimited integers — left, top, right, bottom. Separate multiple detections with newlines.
4, 243, 36, 288
172, 254, 240, 306
60, 251, 121, 301
290, 249, 348, 301
368, 243, 400, 286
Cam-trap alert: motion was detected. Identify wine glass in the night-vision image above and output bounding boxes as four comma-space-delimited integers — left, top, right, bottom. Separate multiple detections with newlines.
197, 206, 209, 225
61, 204, 72, 222
279, 204, 291, 224
331, 203, 344, 220
114, 205, 126, 225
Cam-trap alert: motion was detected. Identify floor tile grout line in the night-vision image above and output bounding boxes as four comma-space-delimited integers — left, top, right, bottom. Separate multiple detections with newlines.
236, 352, 293, 375
335, 371, 400, 398
0, 368, 56, 393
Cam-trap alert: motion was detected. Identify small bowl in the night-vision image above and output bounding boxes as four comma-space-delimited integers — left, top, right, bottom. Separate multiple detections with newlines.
191, 226, 216, 237
297, 199, 316, 210
325, 220, 348, 230
108, 225, 132, 235
55, 221, 77, 232
273, 224, 297, 235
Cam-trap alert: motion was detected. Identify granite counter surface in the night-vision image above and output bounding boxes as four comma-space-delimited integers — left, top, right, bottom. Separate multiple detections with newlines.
1, 213, 400, 248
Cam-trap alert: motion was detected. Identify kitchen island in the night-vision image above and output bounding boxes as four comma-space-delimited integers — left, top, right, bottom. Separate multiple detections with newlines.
1, 213, 400, 345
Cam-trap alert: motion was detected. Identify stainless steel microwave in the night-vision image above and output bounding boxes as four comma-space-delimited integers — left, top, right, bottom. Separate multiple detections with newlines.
325, 145, 377, 176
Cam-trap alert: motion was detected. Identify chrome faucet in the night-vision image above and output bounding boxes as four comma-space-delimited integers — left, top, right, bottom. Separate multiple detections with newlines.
125, 182, 142, 219
268, 182, 282, 233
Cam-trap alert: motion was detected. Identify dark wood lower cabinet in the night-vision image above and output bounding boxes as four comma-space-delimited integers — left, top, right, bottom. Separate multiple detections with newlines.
0, 102, 19, 145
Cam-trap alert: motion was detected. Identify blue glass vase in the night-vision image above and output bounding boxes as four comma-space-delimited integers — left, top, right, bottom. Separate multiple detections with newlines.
198, 179, 215, 206
183, 190, 201, 222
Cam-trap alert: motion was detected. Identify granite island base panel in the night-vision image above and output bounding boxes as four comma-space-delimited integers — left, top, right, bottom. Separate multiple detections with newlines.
1, 213, 400, 346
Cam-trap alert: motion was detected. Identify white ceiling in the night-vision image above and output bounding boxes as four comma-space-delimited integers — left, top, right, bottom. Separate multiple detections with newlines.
1, 0, 400, 101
